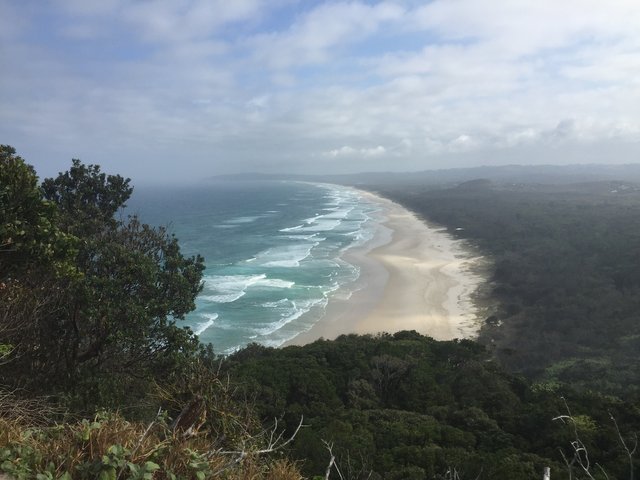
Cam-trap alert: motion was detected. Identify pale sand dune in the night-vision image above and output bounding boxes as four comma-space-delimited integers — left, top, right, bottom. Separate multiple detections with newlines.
285, 189, 484, 346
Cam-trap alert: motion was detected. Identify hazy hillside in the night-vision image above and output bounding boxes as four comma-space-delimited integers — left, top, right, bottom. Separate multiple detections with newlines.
211, 163, 640, 187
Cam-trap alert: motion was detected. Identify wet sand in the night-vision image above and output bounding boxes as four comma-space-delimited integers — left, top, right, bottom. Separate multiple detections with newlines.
286, 189, 484, 345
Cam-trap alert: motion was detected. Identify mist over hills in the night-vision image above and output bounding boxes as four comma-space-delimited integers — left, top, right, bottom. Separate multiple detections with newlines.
211, 163, 640, 187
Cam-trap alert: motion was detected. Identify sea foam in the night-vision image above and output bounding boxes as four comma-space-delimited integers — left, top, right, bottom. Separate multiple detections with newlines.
194, 313, 218, 335
175, 182, 382, 353
256, 297, 328, 337
202, 273, 295, 303
202, 274, 267, 303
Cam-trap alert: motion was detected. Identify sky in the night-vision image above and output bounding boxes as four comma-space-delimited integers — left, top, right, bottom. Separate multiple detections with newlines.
2, 0, 640, 183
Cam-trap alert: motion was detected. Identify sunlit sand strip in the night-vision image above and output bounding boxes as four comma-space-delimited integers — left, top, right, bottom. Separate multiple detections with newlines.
285, 189, 485, 345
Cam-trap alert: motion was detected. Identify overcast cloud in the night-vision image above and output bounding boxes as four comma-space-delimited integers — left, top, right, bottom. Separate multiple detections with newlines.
1, 0, 640, 183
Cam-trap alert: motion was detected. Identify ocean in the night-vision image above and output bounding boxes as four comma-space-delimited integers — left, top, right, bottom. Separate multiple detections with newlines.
128, 181, 382, 354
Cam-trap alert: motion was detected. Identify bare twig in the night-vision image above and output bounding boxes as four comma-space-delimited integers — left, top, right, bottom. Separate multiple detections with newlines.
610, 412, 638, 480
444, 467, 462, 480
0, 387, 60, 425
133, 408, 162, 455
210, 415, 305, 476
252, 415, 304, 455
115, 408, 162, 480
553, 398, 597, 480
558, 448, 575, 480
322, 441, 344, 480
597, 463, 610, 480
323, 441, 336, 480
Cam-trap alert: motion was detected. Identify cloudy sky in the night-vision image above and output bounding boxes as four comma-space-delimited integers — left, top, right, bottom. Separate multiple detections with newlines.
2, 0, 640, 183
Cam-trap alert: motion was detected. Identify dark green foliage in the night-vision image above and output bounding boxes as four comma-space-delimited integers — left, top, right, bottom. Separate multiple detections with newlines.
4, 150, 640, 478
0, 145, 75, 281
225, 332, 640, 478
0, 145, 78, 377
367, 182, 640, 399
0, 148, 205, 411
41, 159, 133, 237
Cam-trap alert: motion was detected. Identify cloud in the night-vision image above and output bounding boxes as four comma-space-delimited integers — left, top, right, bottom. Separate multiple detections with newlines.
122, 0, 267, 43
250, 2, 405, 69
542, 118, 640, 144
325, 145, 387, 158
412, 0, 640, 56
55, 0, 271, 44
2, 0, 640, 181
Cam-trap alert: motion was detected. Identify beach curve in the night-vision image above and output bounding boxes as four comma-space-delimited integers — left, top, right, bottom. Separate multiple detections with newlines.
286, 188, 485, 345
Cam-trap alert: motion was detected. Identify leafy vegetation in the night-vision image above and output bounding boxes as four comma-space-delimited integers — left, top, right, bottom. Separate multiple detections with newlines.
2, 147, 640, 478
224, 332, 640, 479
0, 146, 75, 280
1, 147, 206, 412
0, 409, 301, 480
0, 146, 304, 479
365, 180, 640, 399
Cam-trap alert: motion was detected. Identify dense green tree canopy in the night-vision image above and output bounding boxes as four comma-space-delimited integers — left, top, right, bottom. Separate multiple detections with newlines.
0, 145, 74, 282
225, 333, 640, 479
367, 180, 640, 399
42, 158, 133, 236
0, 148, 205, 410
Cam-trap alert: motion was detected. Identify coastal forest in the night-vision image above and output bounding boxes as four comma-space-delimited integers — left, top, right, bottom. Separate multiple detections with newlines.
2, 145, 640, 479
366, 178, 640, 398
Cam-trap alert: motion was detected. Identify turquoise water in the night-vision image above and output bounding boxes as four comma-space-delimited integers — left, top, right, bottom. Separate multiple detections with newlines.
128, 181, 381, 354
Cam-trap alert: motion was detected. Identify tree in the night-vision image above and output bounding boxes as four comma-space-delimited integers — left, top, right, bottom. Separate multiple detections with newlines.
1, 150, 206, 410
45, 159, 206, 408
0, 146, 76, 370
42, 158, 132, 237
0, 145, 74, 281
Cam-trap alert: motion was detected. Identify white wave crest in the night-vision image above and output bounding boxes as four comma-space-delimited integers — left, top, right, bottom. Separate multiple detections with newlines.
194, 313, 218, 335
202, 274, 266, 303
256, 298, 327, 336
262, 298, 293, 308
254, 242, 317, 268
201, 273, 296, 304
279, 224, 304, 232
225, 215, 262, 224
259, 278, 295, 288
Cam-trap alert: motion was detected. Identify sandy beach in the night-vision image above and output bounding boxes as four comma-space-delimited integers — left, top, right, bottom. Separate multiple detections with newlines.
287, 189, 484, 345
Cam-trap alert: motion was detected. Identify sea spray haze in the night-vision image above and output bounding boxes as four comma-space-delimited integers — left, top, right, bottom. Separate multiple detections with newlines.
128, 181, 380, 354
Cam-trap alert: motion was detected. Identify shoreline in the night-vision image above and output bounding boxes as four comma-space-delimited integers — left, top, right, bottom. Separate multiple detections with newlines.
285, 188, 485, 345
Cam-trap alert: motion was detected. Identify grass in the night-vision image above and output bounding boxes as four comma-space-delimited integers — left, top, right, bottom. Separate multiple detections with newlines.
0, 411, 303, 479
